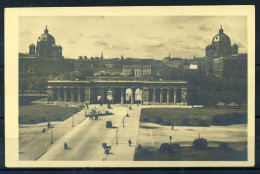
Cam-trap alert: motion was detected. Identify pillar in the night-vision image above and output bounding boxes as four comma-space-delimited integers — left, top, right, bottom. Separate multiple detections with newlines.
174, 88, 177, 104
167, 88, 170, 104
47, 86, 53, 101
78, 88, 81, 102
131, 88, 136, 104
101, 88, 105, 104
153, 88, 156, 103
64, 87, 68, 102
71, 88, 75, 102
160, 88, 163, 104
111, 88, 115, 104
142, 88, 149, 104
57, 87, 61, 102
181, 88, 187, 104
121, 88, 124, 104
85, 87, 90, 103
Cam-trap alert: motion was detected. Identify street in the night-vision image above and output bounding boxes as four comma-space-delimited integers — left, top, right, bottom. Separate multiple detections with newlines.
38, 104, 141, 161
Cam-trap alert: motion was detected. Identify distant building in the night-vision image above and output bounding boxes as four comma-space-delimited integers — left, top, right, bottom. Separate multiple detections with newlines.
204, 26, 247, 78
213, 54, 247, 78
123, 65, 152, 77
35, 25, 63, 58
19, 26, 70, 76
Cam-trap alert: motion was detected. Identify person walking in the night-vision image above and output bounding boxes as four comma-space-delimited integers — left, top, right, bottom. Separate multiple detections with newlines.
64, 142, 68, 150
128, 139, 132, 147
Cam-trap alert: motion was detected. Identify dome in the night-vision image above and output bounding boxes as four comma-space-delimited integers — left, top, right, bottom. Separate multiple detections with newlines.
37, 25, 55, 44
29, 43, 35, 47
212, 26, 231, 45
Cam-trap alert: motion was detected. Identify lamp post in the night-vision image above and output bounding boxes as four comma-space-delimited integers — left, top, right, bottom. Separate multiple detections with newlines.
51, 130, 53, 144
126, 106, 129, 117
116, 128, 119, 145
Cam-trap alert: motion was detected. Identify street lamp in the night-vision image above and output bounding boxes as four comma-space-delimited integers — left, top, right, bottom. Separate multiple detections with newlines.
51, 130, 53, 144
116, 128, 119, 145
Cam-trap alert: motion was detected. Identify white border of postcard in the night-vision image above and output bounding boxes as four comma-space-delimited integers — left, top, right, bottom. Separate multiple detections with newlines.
5, 6, 255, 167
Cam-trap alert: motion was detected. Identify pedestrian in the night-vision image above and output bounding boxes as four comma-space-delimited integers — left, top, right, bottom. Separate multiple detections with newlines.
86, 102, 89, 109
128, 139, 131, 147
42, 128, 46, 133
171, 125, 174, 130
64, 142, 68, 150
47, 122, 51, 128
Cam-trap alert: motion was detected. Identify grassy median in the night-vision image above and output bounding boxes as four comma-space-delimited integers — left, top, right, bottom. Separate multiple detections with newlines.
140, 108, 247, 126
19, 104, 83, 124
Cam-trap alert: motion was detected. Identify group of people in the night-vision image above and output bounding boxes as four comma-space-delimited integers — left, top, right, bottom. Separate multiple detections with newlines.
41, 122, 53, 134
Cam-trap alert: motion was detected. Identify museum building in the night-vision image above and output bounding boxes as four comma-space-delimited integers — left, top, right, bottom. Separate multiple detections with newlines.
205, 26, 247, 78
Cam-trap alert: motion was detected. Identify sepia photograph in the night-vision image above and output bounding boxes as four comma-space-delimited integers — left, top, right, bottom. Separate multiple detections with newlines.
5, 6, 255, 167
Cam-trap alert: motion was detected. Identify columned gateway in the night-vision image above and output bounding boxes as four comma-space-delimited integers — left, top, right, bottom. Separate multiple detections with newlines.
47, 80, 188, 105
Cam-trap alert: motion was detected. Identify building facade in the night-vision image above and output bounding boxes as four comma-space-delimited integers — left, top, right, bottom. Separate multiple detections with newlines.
204, 26, 247, 78
47, 79, 188, 105
123, 65, 152, 77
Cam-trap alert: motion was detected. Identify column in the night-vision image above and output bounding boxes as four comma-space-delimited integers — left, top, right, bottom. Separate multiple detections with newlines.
101, 88, 105, 104
57, 87, 61, 102
153, 88, 156, 103
47, 86, 53, 101
167, 88, 170, 104
64, 87, 68, 102
85, 87, 90, 103
111, 88, 115, 104
174, 88, 177, 104
71, 88, 75, 102
160, 88, 163, 104
142, 88, 149, 104
131, 88, 136, 104
121, 88, 124, 104
78, 88, 81, 102
181, 88, 187, 104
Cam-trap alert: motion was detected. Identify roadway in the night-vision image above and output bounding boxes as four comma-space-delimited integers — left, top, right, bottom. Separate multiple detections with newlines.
38, 104, 133, 161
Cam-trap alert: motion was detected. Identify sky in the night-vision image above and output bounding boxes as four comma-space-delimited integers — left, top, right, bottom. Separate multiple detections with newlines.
19, 16, 247, 59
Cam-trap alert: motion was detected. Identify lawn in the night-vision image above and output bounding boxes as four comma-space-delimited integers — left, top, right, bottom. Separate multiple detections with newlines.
19, 104, 83, 124
140, 108, 247, 126
134, 146, 247, 161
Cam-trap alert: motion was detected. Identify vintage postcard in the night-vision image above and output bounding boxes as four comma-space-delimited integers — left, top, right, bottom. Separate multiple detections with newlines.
5, 6, 255, 167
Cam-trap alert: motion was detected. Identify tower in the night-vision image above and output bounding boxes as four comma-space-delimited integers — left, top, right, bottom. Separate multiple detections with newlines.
101, 52, 103, 60
29, 43, 35, 55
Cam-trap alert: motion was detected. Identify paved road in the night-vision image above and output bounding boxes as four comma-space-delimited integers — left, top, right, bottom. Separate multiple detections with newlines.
38, 105, 130, 161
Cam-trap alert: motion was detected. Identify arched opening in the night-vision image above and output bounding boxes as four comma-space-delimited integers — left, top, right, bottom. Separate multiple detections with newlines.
53, 88, 57, 101
170, 88, 174, 103
135, 88, 142, 104
162, 89, 167, 103
176, 88, 182, 103
125, 88, 133, 104
148, 88, 153, 102
155, 88, 160, 103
